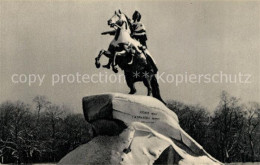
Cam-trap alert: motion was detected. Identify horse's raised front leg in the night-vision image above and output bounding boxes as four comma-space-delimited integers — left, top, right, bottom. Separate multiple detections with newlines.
110, 52, 119, 73
101, 50, 118, 73
95, 49, 106, 68
111, 51, 126, 73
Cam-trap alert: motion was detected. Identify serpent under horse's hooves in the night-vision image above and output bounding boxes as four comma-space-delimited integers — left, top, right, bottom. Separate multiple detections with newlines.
95, 10, 165, 104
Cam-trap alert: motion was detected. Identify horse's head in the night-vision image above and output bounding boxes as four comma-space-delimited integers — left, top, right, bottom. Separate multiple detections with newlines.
108, 10, 131, 33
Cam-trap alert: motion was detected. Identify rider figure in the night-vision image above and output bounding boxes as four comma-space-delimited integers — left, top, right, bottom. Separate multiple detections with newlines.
131, 11, 158, 73
131, 11, 148, 48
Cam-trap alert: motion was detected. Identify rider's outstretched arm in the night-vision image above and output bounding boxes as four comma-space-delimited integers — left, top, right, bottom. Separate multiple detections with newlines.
101, 30, 116, 35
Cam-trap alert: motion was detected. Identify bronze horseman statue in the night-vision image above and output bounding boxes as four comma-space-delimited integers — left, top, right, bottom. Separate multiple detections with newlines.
95, 10, 165, 104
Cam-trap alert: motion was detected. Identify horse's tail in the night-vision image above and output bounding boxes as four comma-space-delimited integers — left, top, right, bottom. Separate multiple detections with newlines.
151, 76, 166, 105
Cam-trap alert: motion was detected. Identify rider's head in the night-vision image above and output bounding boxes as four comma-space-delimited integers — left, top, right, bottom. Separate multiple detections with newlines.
132, 10, 141, 22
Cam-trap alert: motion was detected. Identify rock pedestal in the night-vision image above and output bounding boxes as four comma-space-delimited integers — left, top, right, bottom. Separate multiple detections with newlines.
58, 93, 222, 165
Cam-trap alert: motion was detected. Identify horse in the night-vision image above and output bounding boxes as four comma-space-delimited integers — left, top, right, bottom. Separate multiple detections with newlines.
95, 10, 141, 73
113, 45, 166, 104
95, 10, 165, 104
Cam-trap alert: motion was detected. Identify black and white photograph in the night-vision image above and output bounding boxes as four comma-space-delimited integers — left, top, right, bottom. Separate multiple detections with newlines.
0, 0, 259, 164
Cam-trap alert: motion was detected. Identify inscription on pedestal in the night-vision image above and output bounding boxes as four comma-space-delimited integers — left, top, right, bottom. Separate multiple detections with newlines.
132, 110, 160, 124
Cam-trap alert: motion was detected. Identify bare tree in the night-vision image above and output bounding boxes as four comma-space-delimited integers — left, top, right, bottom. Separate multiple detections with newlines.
0, 101, 32, 163
44, 104, 64, 162
243, 102, 260, 162
210, 91, 244, 162
167, 100, 210, 146
0, 98, 92, 164
0, 101, 15, 164
33, 96, 50, 122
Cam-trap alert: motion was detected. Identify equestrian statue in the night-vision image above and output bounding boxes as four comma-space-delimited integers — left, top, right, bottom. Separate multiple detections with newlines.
95, 10, 165, 104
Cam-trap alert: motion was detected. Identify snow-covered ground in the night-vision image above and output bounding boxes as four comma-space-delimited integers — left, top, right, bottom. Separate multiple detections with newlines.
30, 162, 259, 165
1, 162, 259, 165
226, 163, 260, 165
0, 164, 56, 165
34, 163, 258, 165
32, 164, 56, 165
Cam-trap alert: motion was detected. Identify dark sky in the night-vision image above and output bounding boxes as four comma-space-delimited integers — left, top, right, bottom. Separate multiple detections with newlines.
0, 1, 259, 113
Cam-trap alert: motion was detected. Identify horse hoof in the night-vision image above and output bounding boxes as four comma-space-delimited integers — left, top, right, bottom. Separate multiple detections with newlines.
113, 68, 118, 73
147, 92, 152, 96
95, 58, 100, 68
103, 65, 110, 69
128, 90, 136, 94
95, 62, 100, 68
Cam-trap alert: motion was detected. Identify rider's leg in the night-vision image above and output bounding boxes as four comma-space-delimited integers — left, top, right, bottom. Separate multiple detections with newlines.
140, 40, 147, 49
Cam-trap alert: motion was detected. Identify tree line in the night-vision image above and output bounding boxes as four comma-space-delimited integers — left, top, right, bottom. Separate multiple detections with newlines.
0, 96, 92, 164
167, 91, 260, 163
0, 91, 259, 164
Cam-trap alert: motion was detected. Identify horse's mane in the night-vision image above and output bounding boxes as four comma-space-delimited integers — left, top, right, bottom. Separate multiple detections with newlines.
123, 13, 133, 34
